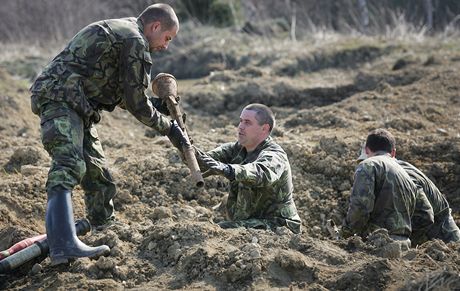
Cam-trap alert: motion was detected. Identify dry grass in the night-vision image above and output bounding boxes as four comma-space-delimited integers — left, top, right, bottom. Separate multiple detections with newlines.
0, 0, 458, 45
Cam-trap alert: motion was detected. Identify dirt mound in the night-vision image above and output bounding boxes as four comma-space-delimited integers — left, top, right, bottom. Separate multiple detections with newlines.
1, 36, 460, 290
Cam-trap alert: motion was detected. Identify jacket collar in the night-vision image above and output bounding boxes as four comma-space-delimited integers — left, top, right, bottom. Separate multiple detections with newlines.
136, 18, 150, 51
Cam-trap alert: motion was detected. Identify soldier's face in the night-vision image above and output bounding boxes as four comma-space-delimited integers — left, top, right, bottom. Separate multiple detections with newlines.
238, 109, 268, 151
147, 22, 178, 51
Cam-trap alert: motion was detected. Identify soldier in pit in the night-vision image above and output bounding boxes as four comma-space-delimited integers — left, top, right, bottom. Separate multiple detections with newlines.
357, 135, 460, 245
342, 129, 434, 250
195, 103, 302, 234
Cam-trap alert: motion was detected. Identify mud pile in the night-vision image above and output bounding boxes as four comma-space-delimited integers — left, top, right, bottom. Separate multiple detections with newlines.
1, 36, 460, 290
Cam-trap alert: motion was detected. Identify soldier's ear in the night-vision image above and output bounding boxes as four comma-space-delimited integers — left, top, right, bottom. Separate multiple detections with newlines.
365, 146, 372, 156
146, 21, 161, 34
391, 148, 396, 158
262, 124, 270, 133
152, 21, 161, 32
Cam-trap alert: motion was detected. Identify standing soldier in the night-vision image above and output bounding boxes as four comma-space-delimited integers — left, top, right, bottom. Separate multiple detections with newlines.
195, 103, 302, 234
30, 3, 188, 265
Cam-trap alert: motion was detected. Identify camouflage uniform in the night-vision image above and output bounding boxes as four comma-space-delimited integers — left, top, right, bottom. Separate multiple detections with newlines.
30, 18, 171, 225
207, 137, 301, 234
343, 152, 422, 239
397, 160, 460, 244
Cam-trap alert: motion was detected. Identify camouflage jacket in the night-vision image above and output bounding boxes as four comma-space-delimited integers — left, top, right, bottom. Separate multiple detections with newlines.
30, 17, 170, 134
345, 153, 418, 237
208, 137, 301, 227
397, 160, 449, 218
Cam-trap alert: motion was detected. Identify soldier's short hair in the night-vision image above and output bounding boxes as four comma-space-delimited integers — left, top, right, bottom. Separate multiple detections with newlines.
243, 103, 275, 133
365, 128, 395, 153
139, 3, 179, 31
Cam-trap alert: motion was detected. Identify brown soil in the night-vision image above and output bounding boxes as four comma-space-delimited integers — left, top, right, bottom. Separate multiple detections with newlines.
1, 37, 459, 290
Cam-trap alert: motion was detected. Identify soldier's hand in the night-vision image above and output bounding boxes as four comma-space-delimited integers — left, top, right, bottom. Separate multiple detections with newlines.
194, 146, 211, 171
84, 110, 101, 128
149, 96, 170, 116
339, 225, 354, 239
167, 121, 189, 152
195, 152, 234, 180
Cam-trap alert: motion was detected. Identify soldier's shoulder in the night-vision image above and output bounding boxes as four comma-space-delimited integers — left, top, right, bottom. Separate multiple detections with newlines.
263, 141, 287, 158
264, 138, 286, 152
105, 17, 144, 39
366, 155, 395, 167
222, 141, 240, 150
357, 158, 380, 173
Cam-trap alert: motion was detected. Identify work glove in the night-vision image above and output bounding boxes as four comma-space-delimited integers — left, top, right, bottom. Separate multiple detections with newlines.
195, 149, 235, 180
149, 96, 170, 116
84, 109, 101, 128
339, 224, 354, 239
167, 121, 189, 152
194, 147, 210, 172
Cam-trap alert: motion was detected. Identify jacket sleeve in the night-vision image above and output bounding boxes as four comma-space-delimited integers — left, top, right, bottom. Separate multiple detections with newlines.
344, 164, 376, 235
207, 142, 239, 163
120, 38, 171, 135
411, 187, 434, 231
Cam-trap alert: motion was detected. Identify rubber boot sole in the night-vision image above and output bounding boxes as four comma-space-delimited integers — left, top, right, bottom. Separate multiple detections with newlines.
50, 246, 110, 266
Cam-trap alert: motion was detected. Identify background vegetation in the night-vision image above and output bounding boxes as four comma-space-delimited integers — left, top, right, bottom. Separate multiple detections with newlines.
1, 0, 459, 45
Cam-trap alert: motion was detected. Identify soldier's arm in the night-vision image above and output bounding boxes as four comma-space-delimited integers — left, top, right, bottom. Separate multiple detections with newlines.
120, 38, 171, 135
207, 142, 240, 163
411, 187, 434, 231
231, 149, 286, 186
344, 164, 376, 235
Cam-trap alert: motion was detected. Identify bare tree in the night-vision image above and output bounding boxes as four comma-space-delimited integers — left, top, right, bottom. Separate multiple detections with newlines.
286, 0, 297, 41
423, 0, 434, 31
358, 0, 369, 33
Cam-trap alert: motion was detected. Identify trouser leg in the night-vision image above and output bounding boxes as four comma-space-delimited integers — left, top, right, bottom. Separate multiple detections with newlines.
39, 101, 109, 264
81, 124, 116, 226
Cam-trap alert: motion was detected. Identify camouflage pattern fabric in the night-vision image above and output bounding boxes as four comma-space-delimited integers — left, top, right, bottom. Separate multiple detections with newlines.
411, 187, 434, 237
36, 98, 115, 225
30, 17, 171, 135
29, 17, 174, 226
397, 160, 460, 244
207, 137, 301, 234
343, 153, 418, 238
424, 209, 460, 243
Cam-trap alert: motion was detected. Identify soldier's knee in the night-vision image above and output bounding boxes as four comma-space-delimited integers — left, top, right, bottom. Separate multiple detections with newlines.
55, 156, 87, 181
47, 158, 86, 190
75, 159, 87, 181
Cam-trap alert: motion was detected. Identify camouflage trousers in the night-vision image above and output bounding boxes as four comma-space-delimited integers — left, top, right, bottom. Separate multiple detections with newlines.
34, 97, 116, 226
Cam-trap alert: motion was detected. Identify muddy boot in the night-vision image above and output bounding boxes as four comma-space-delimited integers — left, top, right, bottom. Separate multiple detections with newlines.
45, 186, 110, 265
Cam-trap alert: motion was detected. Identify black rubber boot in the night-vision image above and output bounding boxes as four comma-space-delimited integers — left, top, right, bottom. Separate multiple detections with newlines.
45, 186, 110, 265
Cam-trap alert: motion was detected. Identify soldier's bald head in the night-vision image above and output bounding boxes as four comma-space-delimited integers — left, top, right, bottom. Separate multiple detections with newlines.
139, 3, 179, 31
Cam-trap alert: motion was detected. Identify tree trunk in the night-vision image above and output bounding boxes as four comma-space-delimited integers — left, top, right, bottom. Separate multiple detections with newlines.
290, 1, 297, 42
423, 0, 433, 31
358, 0, 369, 33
